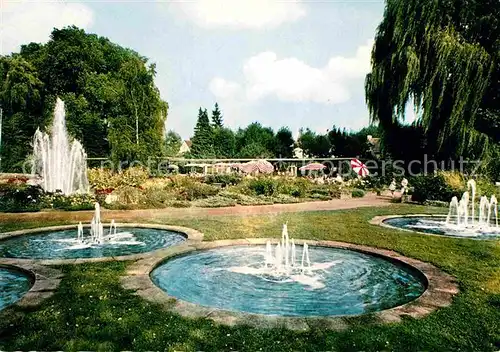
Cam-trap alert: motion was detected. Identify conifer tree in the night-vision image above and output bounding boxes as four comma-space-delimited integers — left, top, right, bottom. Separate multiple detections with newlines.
190, 108, 214, 158
211, 102, 223, 128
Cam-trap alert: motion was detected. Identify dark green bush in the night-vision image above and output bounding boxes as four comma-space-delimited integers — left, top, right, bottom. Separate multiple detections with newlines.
351, 188, 366, 198
178, 183, 219, 201
247, 178, 279, 196
410, 174, 463, 202
0, 184, 45, 212
204, 174, 242, 186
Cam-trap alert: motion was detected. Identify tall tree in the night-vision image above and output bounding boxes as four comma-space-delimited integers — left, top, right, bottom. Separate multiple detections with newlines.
365, 0, 500, 164
164, 130, 182, 157
213, 127, 235, 158
190, 108, 214, 158
298, 128, 332, 158
275, 127, 294, 158
0, 55, 45, 171
211, 102, 223, 128
0, 26, 168, 170
235, 122, 276, 157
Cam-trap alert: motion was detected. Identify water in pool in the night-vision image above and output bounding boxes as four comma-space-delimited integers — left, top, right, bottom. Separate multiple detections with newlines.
0, 267, 32, 310
151, 245, 426, 317
383, 216, 500, 239
0, 227, 186, 259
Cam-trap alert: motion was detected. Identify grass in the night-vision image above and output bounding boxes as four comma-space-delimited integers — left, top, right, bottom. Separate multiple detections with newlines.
0, 204, 499, 351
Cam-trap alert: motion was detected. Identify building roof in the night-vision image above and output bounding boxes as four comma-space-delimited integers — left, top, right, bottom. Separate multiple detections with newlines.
184, 140, 192, 147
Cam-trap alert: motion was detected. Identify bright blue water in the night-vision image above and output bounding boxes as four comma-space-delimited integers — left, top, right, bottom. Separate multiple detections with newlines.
151, 246, 426, 317
0, 267, 32, 310
0, 228, 186, 259
383, 216, 500, 239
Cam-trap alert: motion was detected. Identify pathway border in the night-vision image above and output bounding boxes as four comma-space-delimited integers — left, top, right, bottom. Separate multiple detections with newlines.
0, 224, 203, 266
121, 239, 458, 331
0, 195, 390, 222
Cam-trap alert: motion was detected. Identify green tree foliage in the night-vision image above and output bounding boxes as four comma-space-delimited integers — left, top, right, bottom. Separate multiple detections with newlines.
190, 108, 215, 158
235, 122, 276, 158
164, 130, 182, 157
0, 26, 167, 170
298, 128, 332, 158
238, 142, 274, 159
327, 125, 377, 157
211, 102, 223, 128
275, 127, 294, 158
365, 0, 500, 163
0, 55, 46, 171
213, 127, 236, 158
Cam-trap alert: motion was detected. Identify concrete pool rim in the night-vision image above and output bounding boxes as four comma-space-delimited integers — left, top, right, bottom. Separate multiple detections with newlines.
370, 214, 500, 240
121, 238, 459, 331
0, 223, 204, 265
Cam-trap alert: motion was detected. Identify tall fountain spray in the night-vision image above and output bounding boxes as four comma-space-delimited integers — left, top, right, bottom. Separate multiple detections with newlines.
445, 179, 499, 231
228, 224, 341, 289
32, 98, 89, 194
57, 202, 143, 250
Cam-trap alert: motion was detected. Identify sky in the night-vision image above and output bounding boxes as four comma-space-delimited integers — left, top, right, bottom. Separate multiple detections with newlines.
1, 0, 416, 140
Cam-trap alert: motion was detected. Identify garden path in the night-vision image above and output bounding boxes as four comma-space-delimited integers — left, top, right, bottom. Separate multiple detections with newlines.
0, 194, 390, 223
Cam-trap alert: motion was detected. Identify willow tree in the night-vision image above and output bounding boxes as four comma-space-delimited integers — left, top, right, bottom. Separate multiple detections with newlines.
366, 0, 500, 164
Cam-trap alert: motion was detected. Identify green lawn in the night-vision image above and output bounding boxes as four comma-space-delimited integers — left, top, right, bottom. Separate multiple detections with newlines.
0, 205, 499, 351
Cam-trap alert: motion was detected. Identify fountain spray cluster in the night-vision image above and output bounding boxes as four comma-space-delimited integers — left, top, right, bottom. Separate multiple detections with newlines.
446, 180, 499, 229
76, 203, 118, 245
32, 98, 89, 195
264, 224, 311, 274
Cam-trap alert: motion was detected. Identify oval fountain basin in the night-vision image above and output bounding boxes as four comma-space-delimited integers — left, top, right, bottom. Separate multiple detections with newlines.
383, 216, 500, 239
0, 266, 33, 310
151, 246, 426, 317
0, 228, 186, 259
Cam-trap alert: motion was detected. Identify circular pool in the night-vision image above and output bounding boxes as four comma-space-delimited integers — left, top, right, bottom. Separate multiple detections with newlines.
0, 227, 186, 259
382, 216, 500, 239
0, 266, 33, 310
151, 245, 426, 317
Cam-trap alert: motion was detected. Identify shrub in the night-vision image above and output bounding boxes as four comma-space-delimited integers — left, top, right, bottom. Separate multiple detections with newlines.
42, 193, 96, 211
164, 200, 191, 208
271, 194, 300, 204
178, 183, 219, 201
193, 196, 237, 208
112, 186, 144, 205
423, 200, 449, 207
143, 187, 176, 207
351, 188, 366, 198
278, 177, 311, 197
88, 168, 117, 190
411, 173, 464, 202
204, 174, 242, 186
88, 167, 149, 190
309, 194, 332, 201
247, 177, 280, 196
475, 178, 500, 199
119, 167, 149, 187
166, 176, 219, 201
0, 184, 45, 212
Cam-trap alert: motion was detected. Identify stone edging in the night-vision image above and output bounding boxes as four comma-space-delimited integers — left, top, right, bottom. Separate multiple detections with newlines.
0, 224, 204, 266
0, 263, 62, 310
369, 214, 485, 239
121, 239, 458, 331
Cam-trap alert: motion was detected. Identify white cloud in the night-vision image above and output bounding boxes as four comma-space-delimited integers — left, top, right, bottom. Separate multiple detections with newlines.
171, 0, 306, 29
1, 0, 94, 55
209, 77, 241, 99
210, 39, 374, 105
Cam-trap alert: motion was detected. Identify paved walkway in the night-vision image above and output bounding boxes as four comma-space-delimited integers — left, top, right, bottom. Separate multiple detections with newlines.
0, 194, 391, 223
